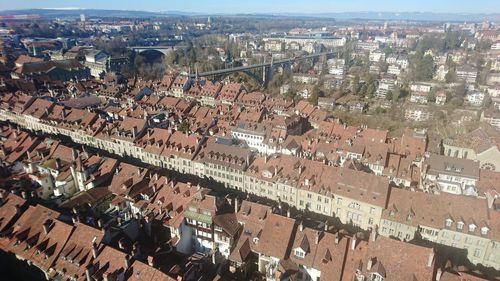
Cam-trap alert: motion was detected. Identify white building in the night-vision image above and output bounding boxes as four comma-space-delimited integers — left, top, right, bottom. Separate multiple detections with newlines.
410, 83, 433, 93
465, 91, 485, 106
424, 154, 480, 196
405, 106, 433, 122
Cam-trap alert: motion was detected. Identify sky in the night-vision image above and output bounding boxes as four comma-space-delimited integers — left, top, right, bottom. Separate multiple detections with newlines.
0, 0, 499, 14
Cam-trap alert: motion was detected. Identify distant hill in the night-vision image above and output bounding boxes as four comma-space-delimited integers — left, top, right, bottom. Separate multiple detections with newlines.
0, 9, 165, 19
0, 9, 498, 22
294, 12, 500, 22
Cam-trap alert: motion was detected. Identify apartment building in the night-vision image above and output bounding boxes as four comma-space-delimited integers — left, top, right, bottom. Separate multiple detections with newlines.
380, 188, 499, 269
194, 137, 252, 190
442, 127, 500, 172
423, 154, 480, 196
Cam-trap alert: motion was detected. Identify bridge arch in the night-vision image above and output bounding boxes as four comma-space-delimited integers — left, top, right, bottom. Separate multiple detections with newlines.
130, 47, 174, 56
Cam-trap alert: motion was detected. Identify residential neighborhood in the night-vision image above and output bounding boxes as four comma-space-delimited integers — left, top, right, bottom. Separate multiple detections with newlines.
0, 3, 498, 281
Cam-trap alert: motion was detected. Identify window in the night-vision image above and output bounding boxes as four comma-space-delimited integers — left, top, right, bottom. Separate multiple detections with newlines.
480, 227, 488, 236
337, 198, 342, 205
368, 218, 374, 225
445, 219, 453, 228
370, 207, 376, 215
348, 202, 360, 210
474, 248, 481, 258
457, 222, 464, 231
370, 273, 384, 281
294, 249, 305, 259
469, 224, 476, 233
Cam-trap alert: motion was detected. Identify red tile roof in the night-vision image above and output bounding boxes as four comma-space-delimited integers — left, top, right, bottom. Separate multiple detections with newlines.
254, 213, 296, 259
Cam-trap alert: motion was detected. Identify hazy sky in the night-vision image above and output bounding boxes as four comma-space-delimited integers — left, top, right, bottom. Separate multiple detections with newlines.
0, 0, 499, 14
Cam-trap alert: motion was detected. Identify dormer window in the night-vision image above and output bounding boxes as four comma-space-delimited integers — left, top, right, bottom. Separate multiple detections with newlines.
480, 227, 489, 236
294, 249, 305, 259
349, 202, 360, 210
370, 273, 384, 281
457, 222, 464, 231
468, 224, 476, 233
445, 219, 453, 228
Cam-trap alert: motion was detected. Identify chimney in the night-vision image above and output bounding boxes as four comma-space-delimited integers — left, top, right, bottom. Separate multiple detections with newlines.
97, 219, 103, 229
124, 255, 131, 269
427, 251, 435, 267
132, 242, 140, 257
351, 235, 357, 250
298, 165, 303, 174
118, 237, 125, 250
42, 220, 52, 235
299, 221, 304, 231
435, 268, 442, 281
324, 221, 329, 232
335, 233, 340, 245
370, 225, 378, 242
486, 191, 495, 209
287, 209, 291, 218
315, 231, 321, 244
234, 198, 239, 213
264, 154, 268, 163
72, 148, 77, 161
85, 264, 94, 281
15, 204, 22, 216
148, 255, 155, 267
367, 257, 374, 270
92, 242, 98, 259
21, 191, 27, 199
132, 126, 137, 139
